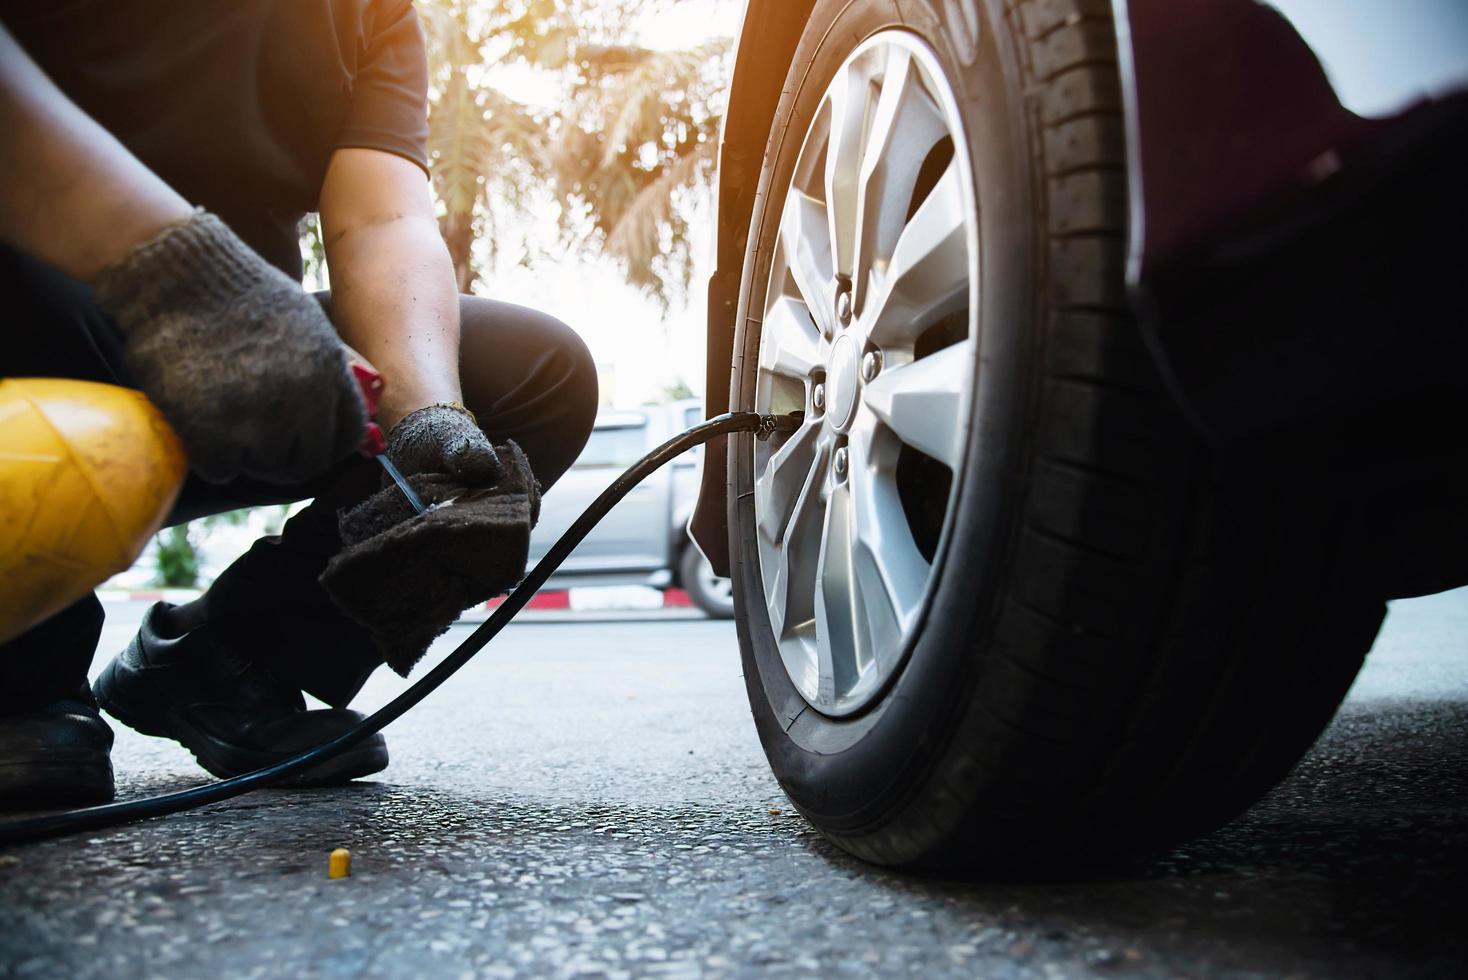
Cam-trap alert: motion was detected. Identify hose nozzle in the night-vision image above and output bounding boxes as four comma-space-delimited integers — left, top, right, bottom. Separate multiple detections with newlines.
757, 412, 804, 441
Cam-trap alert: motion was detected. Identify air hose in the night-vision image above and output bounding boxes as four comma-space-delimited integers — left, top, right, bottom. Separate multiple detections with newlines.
0, 411, 791, 847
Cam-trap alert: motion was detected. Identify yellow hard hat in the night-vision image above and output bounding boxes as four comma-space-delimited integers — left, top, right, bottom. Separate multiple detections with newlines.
0, 378, 187, 644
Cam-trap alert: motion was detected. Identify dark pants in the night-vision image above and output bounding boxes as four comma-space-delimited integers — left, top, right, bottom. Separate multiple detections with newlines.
0, 246, 598, 713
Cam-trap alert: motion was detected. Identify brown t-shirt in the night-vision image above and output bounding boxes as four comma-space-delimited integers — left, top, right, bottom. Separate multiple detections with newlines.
2, 0, 431, 279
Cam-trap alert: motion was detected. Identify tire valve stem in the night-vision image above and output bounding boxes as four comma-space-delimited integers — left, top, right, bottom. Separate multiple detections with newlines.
757, 412, 803, 441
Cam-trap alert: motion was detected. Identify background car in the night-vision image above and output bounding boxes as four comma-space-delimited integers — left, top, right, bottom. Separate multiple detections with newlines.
688, 0, 1468, 870
528, 399, 734, 618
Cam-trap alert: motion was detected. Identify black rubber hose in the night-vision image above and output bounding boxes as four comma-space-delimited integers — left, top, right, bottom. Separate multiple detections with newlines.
0, 411, 778, 847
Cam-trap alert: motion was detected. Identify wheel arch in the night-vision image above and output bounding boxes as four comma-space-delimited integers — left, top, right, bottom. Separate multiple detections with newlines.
690, 0, 817, 577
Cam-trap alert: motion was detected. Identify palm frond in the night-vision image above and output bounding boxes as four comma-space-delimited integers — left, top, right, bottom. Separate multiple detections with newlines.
415, 0, 728, 301
604, 141, 713, 289
596, 43, 727, 170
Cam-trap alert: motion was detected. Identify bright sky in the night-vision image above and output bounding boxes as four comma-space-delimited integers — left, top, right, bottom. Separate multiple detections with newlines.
1262, 0, 1468, 118
470, 0, 743, 410
634, 0, 742, 49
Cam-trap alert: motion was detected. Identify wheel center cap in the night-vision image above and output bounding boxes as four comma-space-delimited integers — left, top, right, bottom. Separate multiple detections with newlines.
826, 335, 859, 430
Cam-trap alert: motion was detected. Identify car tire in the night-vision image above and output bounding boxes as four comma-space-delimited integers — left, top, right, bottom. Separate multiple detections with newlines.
726, 0, 1385, 869
679, 545, 736, 619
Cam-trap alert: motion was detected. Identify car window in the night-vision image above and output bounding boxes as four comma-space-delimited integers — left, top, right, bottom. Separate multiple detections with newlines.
575, 424, 648, 468
676, 404, 705, 465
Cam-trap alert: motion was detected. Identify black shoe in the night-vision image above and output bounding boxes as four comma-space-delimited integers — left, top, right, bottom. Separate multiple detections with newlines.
0, 692, 115, 808
93, 603, 388, 786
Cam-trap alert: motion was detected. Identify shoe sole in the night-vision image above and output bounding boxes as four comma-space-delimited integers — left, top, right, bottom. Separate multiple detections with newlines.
0, 750, 114, 808
94, 658, 388, 788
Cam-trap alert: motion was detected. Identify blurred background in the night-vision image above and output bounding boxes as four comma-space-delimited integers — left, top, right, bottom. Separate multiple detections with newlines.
115, 0, 741, 594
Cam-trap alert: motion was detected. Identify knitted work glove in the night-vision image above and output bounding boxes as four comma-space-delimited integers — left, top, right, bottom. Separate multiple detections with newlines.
92, 211, 368, 484
320, 440, 541, 675
386, 403, 502, 484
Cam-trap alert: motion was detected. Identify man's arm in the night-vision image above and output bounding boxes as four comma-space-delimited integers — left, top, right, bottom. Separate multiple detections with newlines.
0, 24, 191, 280
318, 147, 462, 431
0, 24, 367, 483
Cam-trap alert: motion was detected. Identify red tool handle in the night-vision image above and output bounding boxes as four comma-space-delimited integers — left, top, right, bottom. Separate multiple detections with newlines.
350, 360, 387, 457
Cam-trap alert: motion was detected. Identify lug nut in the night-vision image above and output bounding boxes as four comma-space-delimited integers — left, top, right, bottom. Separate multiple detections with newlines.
812, 383, 826, 413
834, 446, 849, 479
836, 290, 852, 326
861, 350, 882, 382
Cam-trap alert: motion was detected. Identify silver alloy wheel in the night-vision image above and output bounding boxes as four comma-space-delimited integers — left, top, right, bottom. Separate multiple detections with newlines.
753, 30, 978, 717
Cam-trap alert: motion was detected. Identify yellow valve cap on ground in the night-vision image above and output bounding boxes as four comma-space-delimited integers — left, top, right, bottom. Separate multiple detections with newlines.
0, 378, 187, 644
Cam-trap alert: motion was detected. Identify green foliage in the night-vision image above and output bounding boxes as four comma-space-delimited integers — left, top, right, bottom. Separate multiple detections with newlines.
660, 377, 695, 401
419, 0, 731, 305
555, 41, 724, 302
154, 525, 199, 588
150, 507, 289, 589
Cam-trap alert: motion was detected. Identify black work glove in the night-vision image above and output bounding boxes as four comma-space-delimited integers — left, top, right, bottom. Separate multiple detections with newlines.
320, 440, 541, 676
386, 403, 503, 484
92, 211, 368, 485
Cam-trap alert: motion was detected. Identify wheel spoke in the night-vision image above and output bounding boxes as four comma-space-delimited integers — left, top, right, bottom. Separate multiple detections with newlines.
778, 190, 835, 333
853, 49, 948, 314
814, 480, 858, 705
846, 420, 930, 670
765, 444, 827, 641
865, 161, 969, 348
755, 419, 820, 545
858, 48, 914, 179
823, 63, 868, 280
759, 297, 823, 381
861, 338, 974, 470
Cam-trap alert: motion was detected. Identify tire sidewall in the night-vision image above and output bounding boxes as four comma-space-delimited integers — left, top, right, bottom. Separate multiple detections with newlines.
728, 0, 1040, 843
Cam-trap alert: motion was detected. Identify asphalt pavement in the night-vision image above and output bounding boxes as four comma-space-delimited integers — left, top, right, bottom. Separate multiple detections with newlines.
1, 589, 1466, 979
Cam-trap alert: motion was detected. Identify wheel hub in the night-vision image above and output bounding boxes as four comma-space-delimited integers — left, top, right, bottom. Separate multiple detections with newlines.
825, 334, 860, 432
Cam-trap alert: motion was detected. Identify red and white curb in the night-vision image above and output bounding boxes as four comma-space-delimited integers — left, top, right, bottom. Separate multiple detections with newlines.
486, 586, 696, 613
98, 586, 699, 615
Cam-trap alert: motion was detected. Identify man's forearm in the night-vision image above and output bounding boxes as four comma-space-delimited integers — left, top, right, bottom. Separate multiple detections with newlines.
323, 214, 463, 430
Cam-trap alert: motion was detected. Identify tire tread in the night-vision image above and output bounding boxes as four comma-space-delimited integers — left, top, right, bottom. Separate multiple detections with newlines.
856, 0, 1379, 865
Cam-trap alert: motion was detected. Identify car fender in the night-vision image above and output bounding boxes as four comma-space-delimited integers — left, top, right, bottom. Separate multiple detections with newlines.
1113, 0, 1468, 441
691, 0, 817, 576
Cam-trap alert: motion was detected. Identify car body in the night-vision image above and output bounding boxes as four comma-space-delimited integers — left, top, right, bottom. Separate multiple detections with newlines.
688, 0, 1468, 870
692, 0, 1468, 571
529, 399, 733, 616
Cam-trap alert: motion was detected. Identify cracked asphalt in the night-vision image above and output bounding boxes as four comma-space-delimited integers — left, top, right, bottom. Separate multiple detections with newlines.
1, 588, 1465, 979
